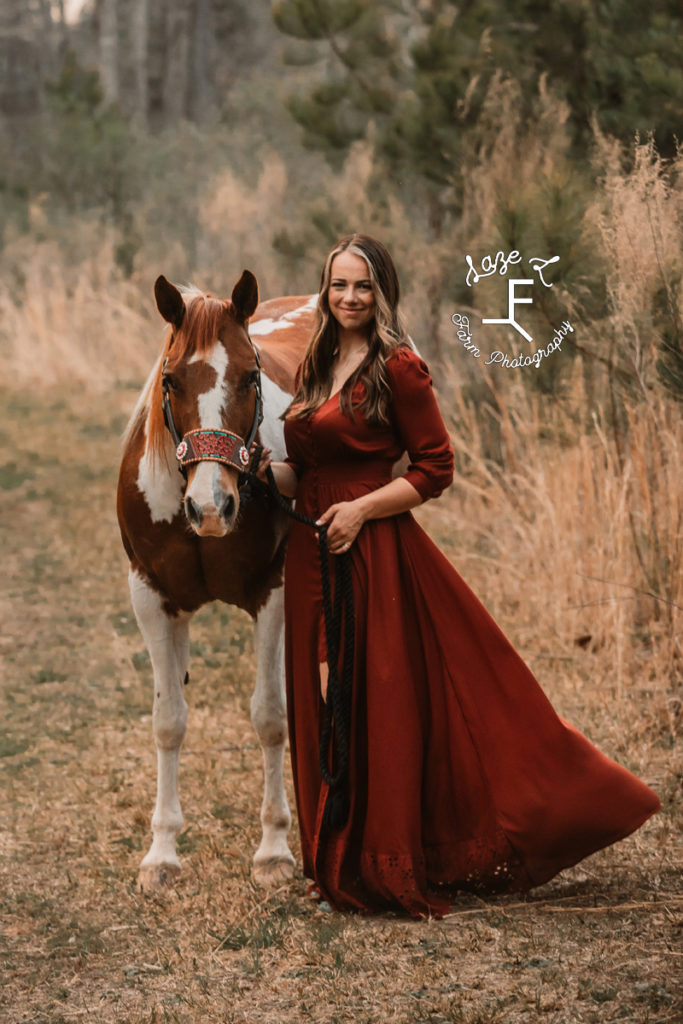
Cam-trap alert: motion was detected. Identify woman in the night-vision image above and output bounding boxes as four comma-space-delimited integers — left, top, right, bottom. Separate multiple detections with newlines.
257, 233, 660, 919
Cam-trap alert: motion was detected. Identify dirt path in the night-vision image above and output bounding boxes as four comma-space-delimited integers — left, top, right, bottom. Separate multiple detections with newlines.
0, 388, 679, 1024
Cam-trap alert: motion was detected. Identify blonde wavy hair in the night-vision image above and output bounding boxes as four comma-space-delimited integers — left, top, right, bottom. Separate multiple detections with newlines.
285, 234, 410, 424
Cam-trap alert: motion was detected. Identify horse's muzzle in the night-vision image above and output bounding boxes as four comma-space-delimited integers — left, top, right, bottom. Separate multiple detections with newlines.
183, 469, 238, 538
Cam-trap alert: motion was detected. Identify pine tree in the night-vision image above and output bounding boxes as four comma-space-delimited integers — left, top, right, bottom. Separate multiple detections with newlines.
271, 0, 681, 365
273, 0, 682, 170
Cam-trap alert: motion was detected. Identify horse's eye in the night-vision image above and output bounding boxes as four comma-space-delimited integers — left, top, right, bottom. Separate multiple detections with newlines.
241, 369, 259, 390
162, 372, 179, 392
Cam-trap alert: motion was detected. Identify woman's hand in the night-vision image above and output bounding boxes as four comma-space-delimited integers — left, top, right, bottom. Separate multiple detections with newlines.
250, 442, 272, 482
316, 499, 367, 554
317, 478, 424, 554
250, 443, 299, 498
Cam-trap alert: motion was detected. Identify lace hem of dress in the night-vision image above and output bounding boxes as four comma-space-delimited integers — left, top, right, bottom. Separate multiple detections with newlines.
302, 825, 533, 919
425, 827, 533, 895
359, 849, 450, 918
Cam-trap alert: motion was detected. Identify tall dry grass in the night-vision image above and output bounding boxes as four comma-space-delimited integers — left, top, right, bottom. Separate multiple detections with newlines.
429, 98, 682, 776
435, 364, 682, 736
0, 221, 160, 390
588, 128, 683, 393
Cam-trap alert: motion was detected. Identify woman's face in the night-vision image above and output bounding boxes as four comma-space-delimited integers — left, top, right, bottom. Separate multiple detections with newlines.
327, 251, 376, 334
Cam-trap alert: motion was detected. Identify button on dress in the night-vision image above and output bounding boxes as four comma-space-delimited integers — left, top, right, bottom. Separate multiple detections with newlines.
282, 345, 660, 918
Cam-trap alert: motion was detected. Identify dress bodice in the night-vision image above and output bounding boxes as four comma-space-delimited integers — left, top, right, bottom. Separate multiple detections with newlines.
283, 346, 455, 508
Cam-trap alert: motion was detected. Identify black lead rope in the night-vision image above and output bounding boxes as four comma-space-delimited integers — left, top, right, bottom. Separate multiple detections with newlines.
262, 459, 354, 831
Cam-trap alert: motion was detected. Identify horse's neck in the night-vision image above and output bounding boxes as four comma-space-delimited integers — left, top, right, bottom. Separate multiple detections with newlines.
257, 373, 293, 459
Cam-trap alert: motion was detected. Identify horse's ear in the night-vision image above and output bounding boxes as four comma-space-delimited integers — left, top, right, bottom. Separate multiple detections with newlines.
154, 275, 185, 328
231, 270, 259, 323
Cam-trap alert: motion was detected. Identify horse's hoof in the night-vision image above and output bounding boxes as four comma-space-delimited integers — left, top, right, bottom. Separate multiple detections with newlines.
137, 862, 181, 892
252, 855, 296, 887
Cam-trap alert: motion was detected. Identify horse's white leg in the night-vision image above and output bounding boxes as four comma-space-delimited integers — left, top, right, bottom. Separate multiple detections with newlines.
129, 569, 191, 890
251, 585, 295, 885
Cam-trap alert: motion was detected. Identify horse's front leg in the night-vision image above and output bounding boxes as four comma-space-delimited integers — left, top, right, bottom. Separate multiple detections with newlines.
129, 569, 191, 890
251, 584, 295, 884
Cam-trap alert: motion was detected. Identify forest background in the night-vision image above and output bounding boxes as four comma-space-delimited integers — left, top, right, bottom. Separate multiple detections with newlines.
0, 2, 681, 1023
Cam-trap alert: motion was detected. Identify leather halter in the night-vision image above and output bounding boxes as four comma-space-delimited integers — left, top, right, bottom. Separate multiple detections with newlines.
161, 337, 263, 484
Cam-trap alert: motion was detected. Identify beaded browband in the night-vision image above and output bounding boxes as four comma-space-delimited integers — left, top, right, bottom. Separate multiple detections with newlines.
175, 429, 251, 472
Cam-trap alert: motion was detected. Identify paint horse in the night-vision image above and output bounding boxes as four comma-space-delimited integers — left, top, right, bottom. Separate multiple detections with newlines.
117, 270, 316, 889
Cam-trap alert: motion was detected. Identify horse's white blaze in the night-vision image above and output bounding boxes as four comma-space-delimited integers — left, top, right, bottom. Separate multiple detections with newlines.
137, 424, 184, 523
249, 293, 319, 337
252, 585, 294, 872
196, 342, 229, 427
129, 570, 192, 877
186, 344, 230, 513
259, 375, 291, 458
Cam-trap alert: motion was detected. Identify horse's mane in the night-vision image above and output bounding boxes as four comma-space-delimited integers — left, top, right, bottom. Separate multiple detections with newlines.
124, 289, 229, 466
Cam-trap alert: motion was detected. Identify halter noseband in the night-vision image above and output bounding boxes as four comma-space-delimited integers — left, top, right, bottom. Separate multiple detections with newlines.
161, 338, 264, 483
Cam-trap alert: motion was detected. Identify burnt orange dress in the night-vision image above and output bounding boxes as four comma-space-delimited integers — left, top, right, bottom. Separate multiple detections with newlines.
283, 345, 660, 918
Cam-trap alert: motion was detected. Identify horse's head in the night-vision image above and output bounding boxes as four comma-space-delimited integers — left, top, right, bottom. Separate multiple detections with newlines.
154, 271, 260, 538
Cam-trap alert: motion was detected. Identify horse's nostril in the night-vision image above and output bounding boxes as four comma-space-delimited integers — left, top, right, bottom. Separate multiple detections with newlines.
185, 496, 203, 528
219, 493, 235, 522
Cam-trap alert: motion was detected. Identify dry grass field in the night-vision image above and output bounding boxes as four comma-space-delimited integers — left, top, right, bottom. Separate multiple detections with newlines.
0, 374, 680, 1024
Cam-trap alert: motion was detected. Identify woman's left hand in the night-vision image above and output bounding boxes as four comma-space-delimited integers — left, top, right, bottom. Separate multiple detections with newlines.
249, 442, 272, 481
316, 500, 366, 555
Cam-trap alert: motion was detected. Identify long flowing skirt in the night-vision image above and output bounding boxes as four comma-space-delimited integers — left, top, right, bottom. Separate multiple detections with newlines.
284, 474, 660, 918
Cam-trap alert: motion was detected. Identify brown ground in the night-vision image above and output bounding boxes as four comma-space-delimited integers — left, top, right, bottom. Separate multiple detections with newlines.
0, 386, 680, 1024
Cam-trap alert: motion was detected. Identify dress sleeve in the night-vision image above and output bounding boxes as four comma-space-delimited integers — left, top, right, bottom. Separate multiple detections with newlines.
386, 347, 454, 502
